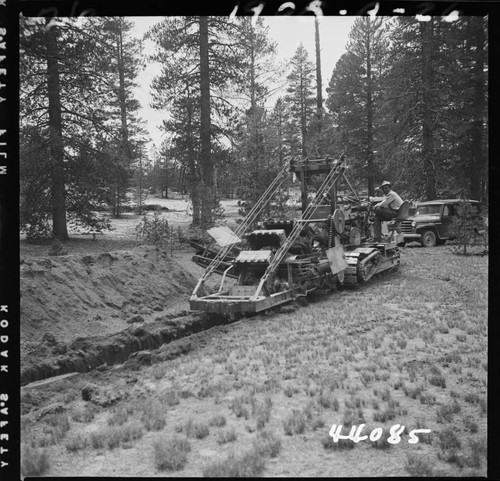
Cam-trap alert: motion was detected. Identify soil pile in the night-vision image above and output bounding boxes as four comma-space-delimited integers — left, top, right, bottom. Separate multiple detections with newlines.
21, 246, 197, 366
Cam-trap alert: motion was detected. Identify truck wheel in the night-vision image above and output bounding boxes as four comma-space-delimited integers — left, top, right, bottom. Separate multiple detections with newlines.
421, 230, 436, 247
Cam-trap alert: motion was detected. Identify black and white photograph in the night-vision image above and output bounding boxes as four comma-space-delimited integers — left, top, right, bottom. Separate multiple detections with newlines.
12, 4, 491, 478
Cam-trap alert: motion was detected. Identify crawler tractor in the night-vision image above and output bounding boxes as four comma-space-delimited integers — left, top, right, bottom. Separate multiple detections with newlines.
189, 155, 403, 318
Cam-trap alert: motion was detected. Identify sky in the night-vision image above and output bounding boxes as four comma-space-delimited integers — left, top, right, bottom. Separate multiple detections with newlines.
131, 16, 357, 151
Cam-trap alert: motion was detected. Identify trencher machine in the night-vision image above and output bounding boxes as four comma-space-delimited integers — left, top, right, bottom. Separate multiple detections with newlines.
189, 155, 402, 317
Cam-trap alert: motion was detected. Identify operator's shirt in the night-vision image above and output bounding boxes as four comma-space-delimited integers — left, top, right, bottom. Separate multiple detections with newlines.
372, 190, 403, 211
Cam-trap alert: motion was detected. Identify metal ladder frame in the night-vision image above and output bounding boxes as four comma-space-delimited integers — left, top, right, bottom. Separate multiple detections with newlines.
191, 158, 292, 298
250, 155, 347, 300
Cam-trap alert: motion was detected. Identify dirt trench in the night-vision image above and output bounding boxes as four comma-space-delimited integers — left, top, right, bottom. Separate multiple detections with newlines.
21, 313, 231, 385
20, 245, 227, 384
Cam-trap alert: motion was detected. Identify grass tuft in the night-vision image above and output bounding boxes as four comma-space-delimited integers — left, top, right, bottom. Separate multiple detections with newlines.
153, 435, 191, 471
436, 401, 461, 423
184, 418, 210, 439
321, 434, 355, 450
202, 448, 266, 477
428, 374, 446, 388
21, 443, 50, 477
140, 400, 167, 432
65, 432, 88, 452
438, 426, 461, 450
217, 427, 237, 445
252, 429, 282, 458
283, 409, 306, 435
209, 414, 227, 427
405, 454, 434, 476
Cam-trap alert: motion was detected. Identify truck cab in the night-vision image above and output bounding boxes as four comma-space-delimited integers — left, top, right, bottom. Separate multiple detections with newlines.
399, 199, 481, 247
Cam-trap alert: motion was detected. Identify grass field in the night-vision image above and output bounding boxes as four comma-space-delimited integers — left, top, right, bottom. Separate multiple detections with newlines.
20, 244, 488, 478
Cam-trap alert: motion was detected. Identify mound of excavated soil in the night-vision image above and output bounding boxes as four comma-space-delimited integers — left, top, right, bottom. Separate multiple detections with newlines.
21, 246, 197, 364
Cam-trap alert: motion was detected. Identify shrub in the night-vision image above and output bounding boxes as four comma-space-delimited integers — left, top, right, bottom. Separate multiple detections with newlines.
464, 392, 481, 404
465, 438, 486, 468
252, 430, 282, 458
39, 413, 71, 445
153, 436, 191, 471
438, 426, 461, 450
65, 432, 88, 452
162, 389, 180, 406
283, 410, 306, 435
217, 428, 237, 445
405, 454, 434, 476
209, 414, 227, 427
21, 443, 50, 477
140, 400, 166, 432
312, 417, 325, 430
451, 200, 485, 255
463, 416, 479, 433
404, 384, 424, 399
321, 434, 355, 450
89, 431, 107, 449
373, 407, 396, 423
438, 448, 465, 467
71, 405, 95, 423
428, 374, 446, 388
319, 390, 337, 408
436, 402, 461, 423
106, 422, 144, 450
230, 395, 250, 419
184, 419, 210, 439
202, 448, 266, 477
107, 408, 129, 426
135, 209, 170, 246
420, 392, 436, 405
252, 397, 272, 429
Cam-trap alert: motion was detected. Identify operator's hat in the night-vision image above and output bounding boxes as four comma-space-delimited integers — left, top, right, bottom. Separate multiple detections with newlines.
379, 180, 391, 189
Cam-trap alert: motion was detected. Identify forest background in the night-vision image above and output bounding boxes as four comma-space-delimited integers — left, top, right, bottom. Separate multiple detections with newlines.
19, 15, 488, 240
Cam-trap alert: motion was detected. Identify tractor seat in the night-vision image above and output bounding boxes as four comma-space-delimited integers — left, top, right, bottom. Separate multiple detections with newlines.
394, 201, 410, 222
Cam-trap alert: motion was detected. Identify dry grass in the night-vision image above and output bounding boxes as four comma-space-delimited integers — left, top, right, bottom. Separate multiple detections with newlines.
202, 448, 266, 477
283, 409, 306, 435
20, 246, 487, 477
153, 435, 191, 471
21, 443, 50, 477
183, 418, 210, 439
217, 427, 237, 444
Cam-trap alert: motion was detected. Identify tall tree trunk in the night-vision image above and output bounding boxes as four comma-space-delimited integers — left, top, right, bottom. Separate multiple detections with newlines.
45, 19, 69, 240
249, 23, 257, 111
301, 76, 307, 158
314, 18, 323, 125
116, 18, 129, 217
199, 16, 213, 229
186, 101, 201, 226
469, 17, 486, 202
420, 19, 437, 200
365, 24, 375, 196
164, 152, 169, 199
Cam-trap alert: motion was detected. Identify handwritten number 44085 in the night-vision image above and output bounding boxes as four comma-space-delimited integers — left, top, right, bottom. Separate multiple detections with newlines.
329, 424, 431, 444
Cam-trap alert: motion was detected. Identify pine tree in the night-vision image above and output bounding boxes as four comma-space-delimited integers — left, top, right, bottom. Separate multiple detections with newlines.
230, 17, 282, 217
20, 16, 144, 239
381, 17, 487, 201
147, 16, 246, 228
285, 44, 316, 158
326, 17, 389, 195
